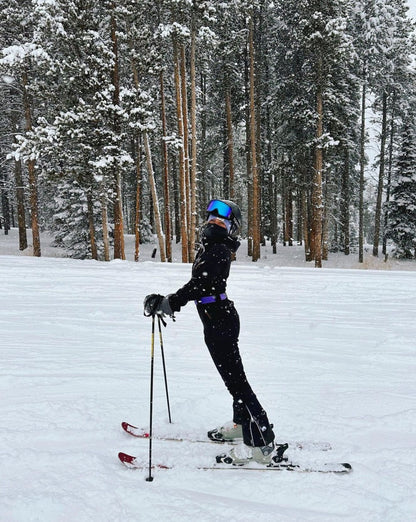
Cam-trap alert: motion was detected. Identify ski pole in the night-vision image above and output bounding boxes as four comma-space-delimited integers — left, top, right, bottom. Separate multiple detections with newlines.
146, 315, 156, 482
157, 315, 172, 424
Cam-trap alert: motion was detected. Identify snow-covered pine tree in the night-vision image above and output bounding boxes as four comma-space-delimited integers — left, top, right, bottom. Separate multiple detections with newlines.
254, 0, 278, 250
386, 117, 416, 258
119, 0, 160, 261
0, 0, 45, 256
272, 0, 357, 266
27, 0, 105, 259
270, 1, 314, 254
198, 1, 245, 210
20, 0, 136, 260
2, 0, 416, 264
0, 66, 13, 237
323, 1, 363, 259
380, 0, 415, 256
349, 0, 388, 261
369, 0, 414, 257
159, 0, 192, 262
123, 0, 178, 262
248, 4, 261, 261
319, 2, 359, 258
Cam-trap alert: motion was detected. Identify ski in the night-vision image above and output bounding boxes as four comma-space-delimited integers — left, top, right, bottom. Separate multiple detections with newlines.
121, 422, 332, 451
118, 452, 352, 474
201, 462, 352, 473
118, 452, 170, 470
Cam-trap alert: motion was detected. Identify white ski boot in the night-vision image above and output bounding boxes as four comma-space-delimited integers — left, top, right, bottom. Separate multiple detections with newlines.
216, 441, 277, 466
208, 421, 243, 442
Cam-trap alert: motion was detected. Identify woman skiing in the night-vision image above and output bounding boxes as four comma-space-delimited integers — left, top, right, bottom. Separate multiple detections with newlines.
144, 198, 276, 465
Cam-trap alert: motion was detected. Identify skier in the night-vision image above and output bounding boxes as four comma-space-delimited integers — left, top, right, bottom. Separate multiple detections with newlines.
144, 199, 276, 465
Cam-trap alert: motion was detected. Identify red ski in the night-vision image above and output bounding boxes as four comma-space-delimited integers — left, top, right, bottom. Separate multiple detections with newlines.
118, 451, 352, 473
118, 452, 171, 470
121, 422, 333, 451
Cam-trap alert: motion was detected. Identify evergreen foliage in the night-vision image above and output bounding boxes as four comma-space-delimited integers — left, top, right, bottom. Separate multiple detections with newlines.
0, 0, 415, 262
386, 117, 416, 258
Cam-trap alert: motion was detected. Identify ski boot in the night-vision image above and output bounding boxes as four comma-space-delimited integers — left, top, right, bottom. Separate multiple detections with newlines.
208, 421, 243, 443
216, 442, 289, 466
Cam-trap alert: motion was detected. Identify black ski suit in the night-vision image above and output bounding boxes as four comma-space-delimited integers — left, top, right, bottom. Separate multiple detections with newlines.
168, 235, 275, 447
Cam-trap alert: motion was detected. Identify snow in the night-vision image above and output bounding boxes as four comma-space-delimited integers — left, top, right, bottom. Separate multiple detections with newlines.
408, 0, 416, 19
1, 230, 416, 521
0, 43, 50, 66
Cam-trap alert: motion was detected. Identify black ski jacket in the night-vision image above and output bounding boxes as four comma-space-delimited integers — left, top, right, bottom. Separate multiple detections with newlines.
168, 236, 240, 312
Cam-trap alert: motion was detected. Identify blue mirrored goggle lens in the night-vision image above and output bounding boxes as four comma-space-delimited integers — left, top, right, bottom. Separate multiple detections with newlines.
206, 200, 233, 219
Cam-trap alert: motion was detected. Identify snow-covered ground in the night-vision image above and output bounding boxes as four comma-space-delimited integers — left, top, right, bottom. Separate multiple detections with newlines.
1, 230, 416, 521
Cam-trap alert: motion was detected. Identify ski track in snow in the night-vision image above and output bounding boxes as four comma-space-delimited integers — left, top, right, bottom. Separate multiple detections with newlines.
1, 238, 416, 521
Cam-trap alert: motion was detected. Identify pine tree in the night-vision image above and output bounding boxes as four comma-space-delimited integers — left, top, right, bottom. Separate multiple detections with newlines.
12, 0, 136, 260
123, 0, 163, 261
349, 0, 386, 262
369, 0, 414, 257
0, 2, 32, 248
272, 0, 357, 266
386, 117, 416, 258
2, 0, 416, 264
201, 0, 246, 209
0, 0, 43, 255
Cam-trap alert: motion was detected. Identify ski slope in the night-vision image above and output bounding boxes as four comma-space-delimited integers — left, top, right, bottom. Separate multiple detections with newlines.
1, 250, 416, 521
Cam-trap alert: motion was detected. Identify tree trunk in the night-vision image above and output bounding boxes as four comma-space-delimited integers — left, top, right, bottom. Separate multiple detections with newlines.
13, 136, 27, 250
296, 189, 303, 245
341, 148, 350, 255
284, 181, 293, 246
173, 39, 188, 262
144, 131, 166, 262
244, 44, 252, 257
172, 154, 180, 243
373, 90, 388, 257
358, 81, 366, 263
189, 21, 197, 261
322, 169, 329, 261
160, 71, 172, 262
200, 72, 208, 209
311, 79, 323, 268
225, 86, 235, 200
128, 34, 142, 263
383, 94, 395, 256
255, 3, 264, 247
111, 8, 125, 260
28, 160, 40, 257
1, 175, 10, 235
11, 108, 27, 249
112, 173, 125, 259
302, 187, 311, 261
265, 93, 273, 246
22, 71, 41, 257
271, 171, 278, 253
134, 133, 141, 262
180, 45, 192, 261
101, 191, 110, 261
223, 119, 229, 197
249, 15, 260, 261
261, 5, 273, 248
87, 189, 98, 260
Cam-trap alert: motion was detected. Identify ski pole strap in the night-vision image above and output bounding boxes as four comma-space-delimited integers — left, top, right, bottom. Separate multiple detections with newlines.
195, 293, 227, 305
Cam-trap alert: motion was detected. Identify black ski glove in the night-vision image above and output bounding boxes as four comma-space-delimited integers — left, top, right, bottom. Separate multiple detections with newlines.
143, 294, 174, 318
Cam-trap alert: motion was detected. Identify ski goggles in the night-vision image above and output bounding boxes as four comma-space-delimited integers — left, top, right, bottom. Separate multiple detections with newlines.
206, 199, 233, 219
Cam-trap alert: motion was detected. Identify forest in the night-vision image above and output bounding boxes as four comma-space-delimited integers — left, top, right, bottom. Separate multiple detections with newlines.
0, 0, 416, 266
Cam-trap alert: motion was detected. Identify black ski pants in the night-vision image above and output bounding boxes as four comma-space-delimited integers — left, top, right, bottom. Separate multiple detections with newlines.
197, 300, 275, 447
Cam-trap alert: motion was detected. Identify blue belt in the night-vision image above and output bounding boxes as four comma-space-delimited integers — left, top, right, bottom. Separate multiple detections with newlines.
195, 293, 227, 305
